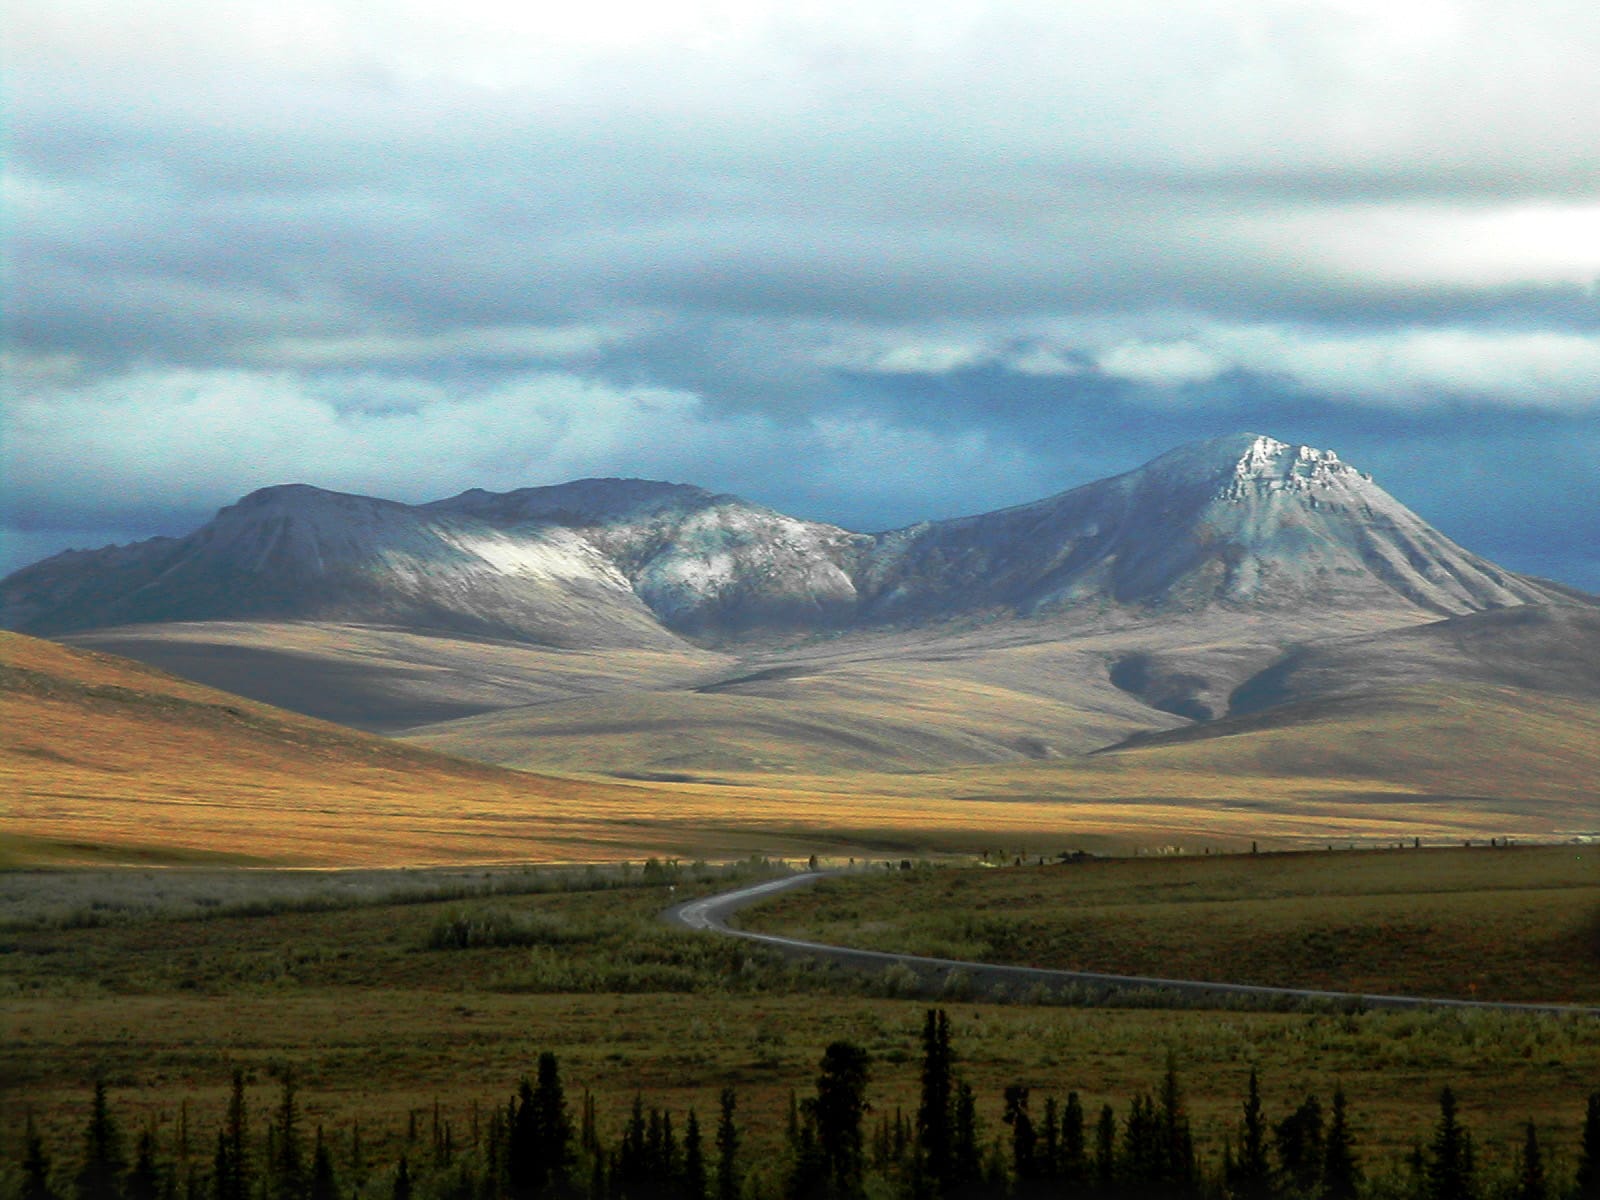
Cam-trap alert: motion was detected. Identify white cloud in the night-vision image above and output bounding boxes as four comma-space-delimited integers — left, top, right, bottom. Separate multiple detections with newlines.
819, 338, 989, 376
1221, 202, 1600, 294
0, 364, 1048, 537
1003, 346, 1084, 378
257, 323, 635, 368
1095, 340, 1226, 388
1208, 325, 1600, 410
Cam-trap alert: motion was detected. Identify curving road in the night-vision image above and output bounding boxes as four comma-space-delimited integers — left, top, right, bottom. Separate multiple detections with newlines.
664, 871, 1600, 1016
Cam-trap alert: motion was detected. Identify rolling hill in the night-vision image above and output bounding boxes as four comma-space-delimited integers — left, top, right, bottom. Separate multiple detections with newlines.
0, 631, 743, 865
5, 432, 1598, 863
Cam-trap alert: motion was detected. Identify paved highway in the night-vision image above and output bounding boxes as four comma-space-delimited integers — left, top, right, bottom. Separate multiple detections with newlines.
663, 871, 1600, 1016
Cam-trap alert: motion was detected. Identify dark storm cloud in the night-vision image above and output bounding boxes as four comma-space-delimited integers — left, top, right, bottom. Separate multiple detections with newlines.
3, 0, 1598, 586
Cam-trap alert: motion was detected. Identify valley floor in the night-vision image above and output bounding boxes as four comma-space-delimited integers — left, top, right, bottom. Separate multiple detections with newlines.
4, 857, 1597, 1188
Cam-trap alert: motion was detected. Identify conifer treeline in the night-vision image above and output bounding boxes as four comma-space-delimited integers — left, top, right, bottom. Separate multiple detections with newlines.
17, 1012, 1600, 1200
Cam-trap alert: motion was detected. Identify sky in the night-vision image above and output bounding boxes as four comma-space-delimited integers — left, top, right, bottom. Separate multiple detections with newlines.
3, 0, 1599, 589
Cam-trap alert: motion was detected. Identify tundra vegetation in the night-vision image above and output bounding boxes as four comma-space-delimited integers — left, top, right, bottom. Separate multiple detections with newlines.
4, 851, 1598, 1200
738, 845, 1600, 1005
8, 1011, 1599, 1200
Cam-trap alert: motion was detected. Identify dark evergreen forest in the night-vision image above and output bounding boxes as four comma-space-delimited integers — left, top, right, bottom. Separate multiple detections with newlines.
16, 1012, 1600, 1200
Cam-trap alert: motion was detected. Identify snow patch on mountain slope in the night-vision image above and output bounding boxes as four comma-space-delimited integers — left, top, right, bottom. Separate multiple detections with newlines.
2, 435, 1588, 644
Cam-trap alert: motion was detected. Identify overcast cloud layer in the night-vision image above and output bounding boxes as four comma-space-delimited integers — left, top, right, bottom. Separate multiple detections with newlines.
4, 0, 1599, 589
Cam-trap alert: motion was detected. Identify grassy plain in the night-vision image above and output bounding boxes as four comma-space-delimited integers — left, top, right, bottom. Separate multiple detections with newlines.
4, 865, 1598, 1187
7, 631, 1597, 872
743, 845, 1600, 1005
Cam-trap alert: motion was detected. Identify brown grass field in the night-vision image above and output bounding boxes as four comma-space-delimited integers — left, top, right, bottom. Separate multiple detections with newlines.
6, 632, 1598, 869
4, 870, 1598, 1186
7, 612, 1600, 1196
742, 845, 1600, 1005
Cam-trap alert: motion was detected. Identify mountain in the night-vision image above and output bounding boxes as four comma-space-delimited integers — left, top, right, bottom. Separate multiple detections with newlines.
6, 433, 1598, 853
857, 434, 1572, 621
2, 434, 1579, 646
5, 431, 1594, 784
0, 484, 686, 649
426, 479, 869, 633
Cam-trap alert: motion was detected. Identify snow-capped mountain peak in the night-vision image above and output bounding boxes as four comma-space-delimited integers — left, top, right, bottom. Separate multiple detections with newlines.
0, 435, 1586, 644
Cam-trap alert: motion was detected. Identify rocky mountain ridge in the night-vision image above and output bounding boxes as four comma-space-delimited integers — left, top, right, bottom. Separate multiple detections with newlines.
1, 433, 1583, 645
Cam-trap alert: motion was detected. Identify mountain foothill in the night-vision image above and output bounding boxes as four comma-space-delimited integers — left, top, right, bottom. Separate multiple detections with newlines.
5, 432, 1597, 857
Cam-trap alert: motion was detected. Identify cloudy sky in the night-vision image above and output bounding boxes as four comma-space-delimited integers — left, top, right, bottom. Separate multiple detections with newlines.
4, 0, 1599, 588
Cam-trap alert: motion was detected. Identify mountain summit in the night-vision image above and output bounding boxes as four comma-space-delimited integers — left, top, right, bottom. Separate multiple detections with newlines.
0, 434, 1581, 644
851, 432, 1554, 621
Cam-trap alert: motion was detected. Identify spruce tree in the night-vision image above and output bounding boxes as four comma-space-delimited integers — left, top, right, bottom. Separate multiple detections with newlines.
1513, 1123, 1546, 1200
1039, 1099, 1060, 1187
1121, 1095, 1159, 1197
1002, 1087, 1037, 1191
510, 1077, 547, 1200
308, 1131, 337, 1200
659, 1111, 679, 1185
808, 1041, 871, 1199
785, 1106, 825, 1200
951, 1083, 980, 1194
212, 1133, 232, 1200
1092, 1107, 1116, 1200
532, 1053, 574, 1194
618, 1096, 647, 1200
77, 1081, 127, 1200
270, 1074, 305, 1200
1274, 1096, 1324, 1197
125, 1131, 162, 1200
1425, 1087, 1475, 1200
1158, 1055, 1197, 1199
683, 1112, 707, 1200
1320, 1088, 1358, 1200
581, 1094, 599, 1161
393, 1156, 412, 1200
916, 1011, 954, 1197
1229, 1069, 1272, 1200
213, 1072, 250, 1200
715, 1090, 740, 1200
1059, 1094, 1088, 1196
23, 1115, 60, 1200
1578, 1094, 1600, 1200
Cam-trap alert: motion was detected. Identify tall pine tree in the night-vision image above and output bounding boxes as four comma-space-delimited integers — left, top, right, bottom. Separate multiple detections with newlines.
1425, 1087, 1475, 1200
1059, 1094, 1088, 1197
808, 1042, 871, 1200
1001, 1088, 1037, 1195
76, 1081, 126, 1200
1578, 1094, 1600, 1200
1320, 1088, 1359, 1200
715, 1090, 740, 1200
308, 1130, 337, 1200
1228, 1069, 1273, 1200
270, 1074, 305, 1200
23, 1115, 60, 1200
213, 1072, 250, 1200
1513, 1123, 1546, 1200
1154, 1055, 1197, 1200
124, 1131, 161, 1200
682, 1112, 707, 1200
916, 1011, 953, 1198
1274, 1095, 1324, 1197
532, 1052, 574, 1195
